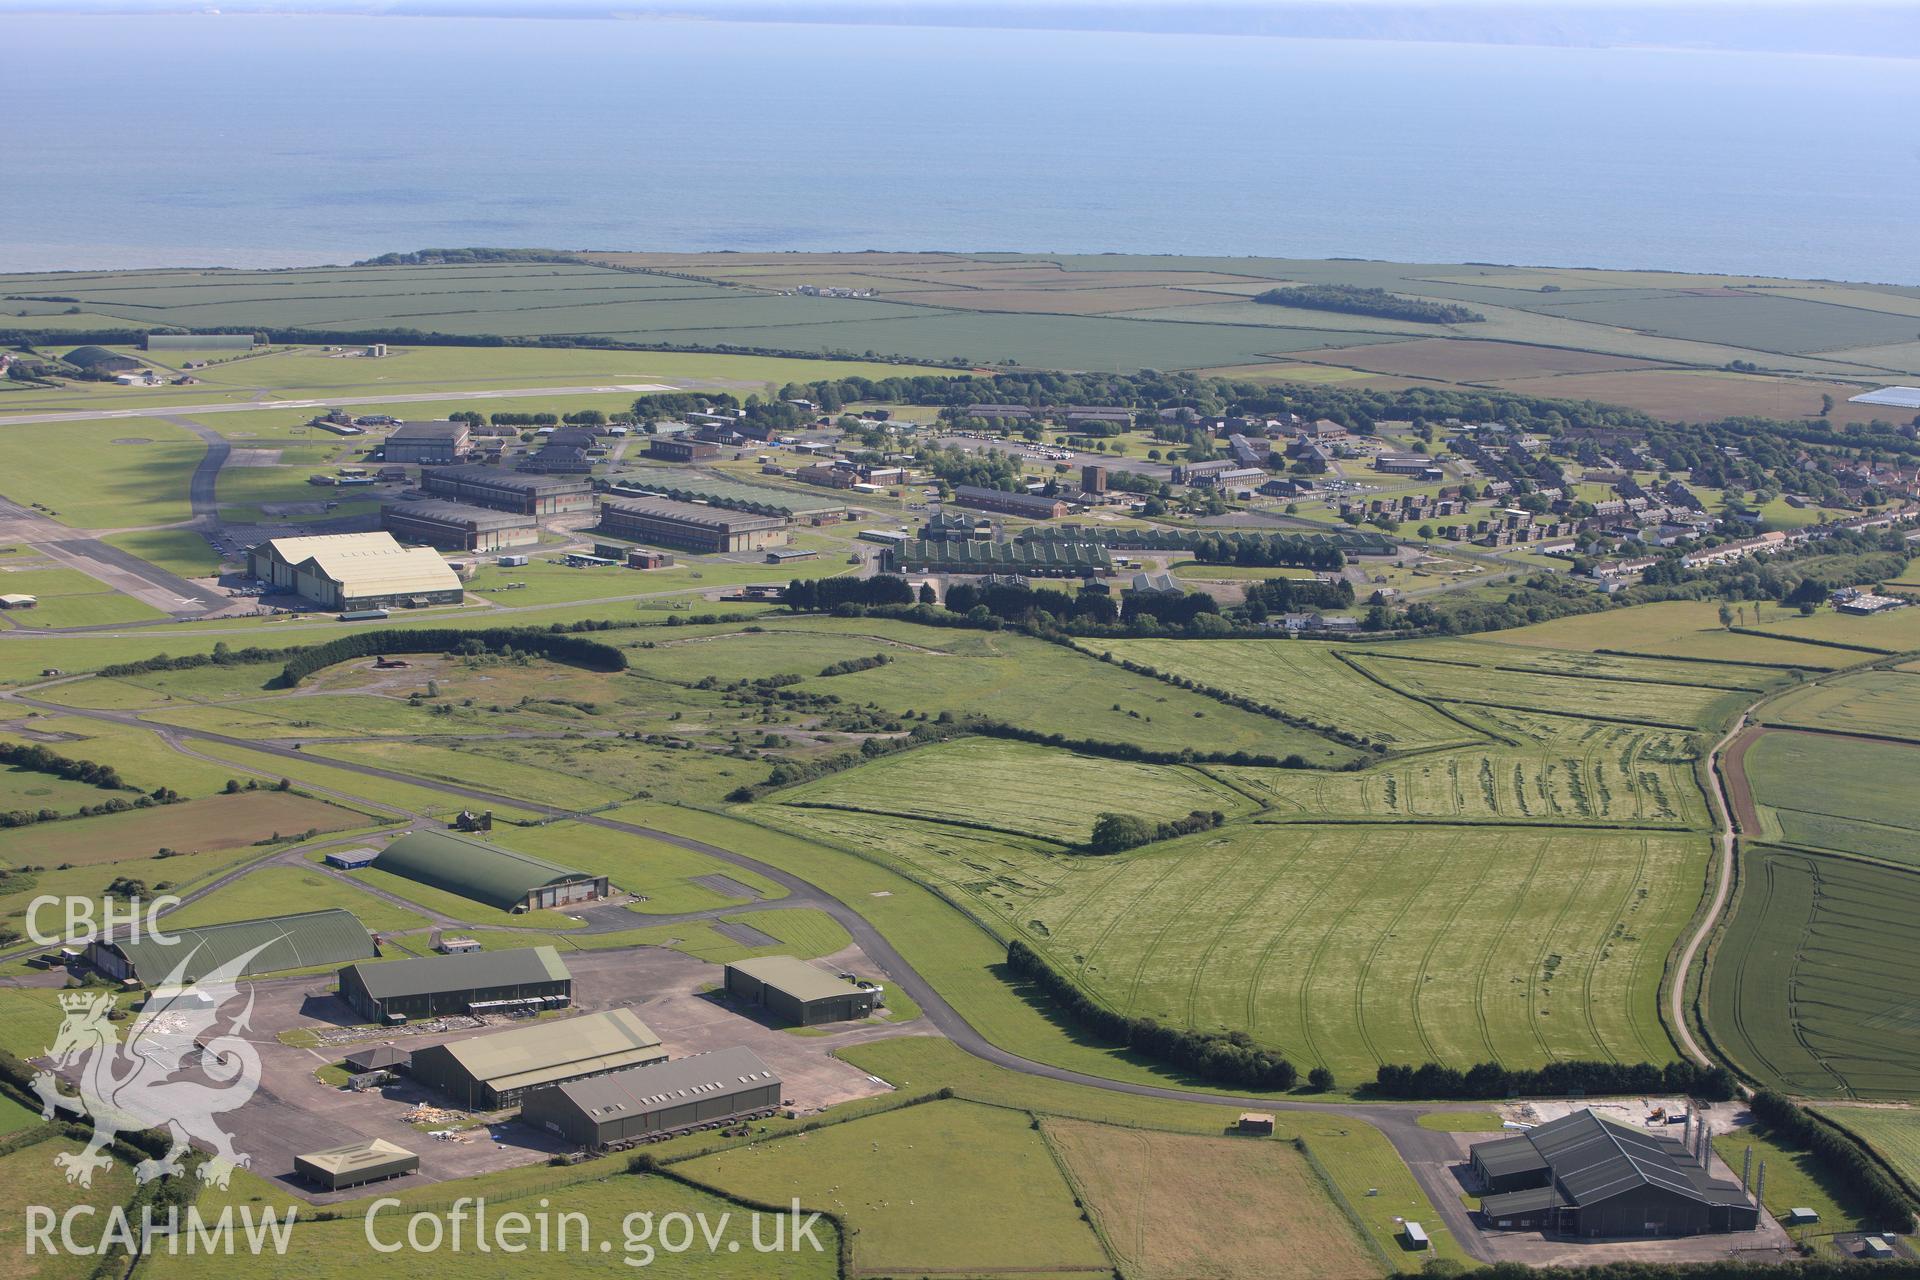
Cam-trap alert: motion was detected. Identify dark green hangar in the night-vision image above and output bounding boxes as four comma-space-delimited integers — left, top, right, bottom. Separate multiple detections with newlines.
373, 829, 609, 913
337, 945, 572, 1023
521, 1046, 782, 1149
722, 955, 875, 1026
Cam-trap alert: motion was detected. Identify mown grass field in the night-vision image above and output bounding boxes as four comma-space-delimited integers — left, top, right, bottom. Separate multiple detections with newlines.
1740, 731, 1920, 868
756, 805, 1701, 1077
0, 1137, 137, 1280
773, 737, 1256, 844
0, 419, 206, 529
1046, 1119, 1384, 1280
161, 861, 427, 936
678, 1100, 1109, 1277
1706, 845, 1920, 1098
139, 1170, 839, 1280
841, 1037, 1468, 1264
1080, 638, 1478, 749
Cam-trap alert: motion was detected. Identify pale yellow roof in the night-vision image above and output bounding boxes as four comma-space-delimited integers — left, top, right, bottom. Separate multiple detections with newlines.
265, 532, 461, 596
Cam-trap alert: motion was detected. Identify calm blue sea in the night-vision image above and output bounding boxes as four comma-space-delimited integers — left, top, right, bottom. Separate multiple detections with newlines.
7, 14, 1920, 282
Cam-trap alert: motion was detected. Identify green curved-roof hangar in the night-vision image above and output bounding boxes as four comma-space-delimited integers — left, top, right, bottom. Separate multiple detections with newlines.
373, 830, 606, 913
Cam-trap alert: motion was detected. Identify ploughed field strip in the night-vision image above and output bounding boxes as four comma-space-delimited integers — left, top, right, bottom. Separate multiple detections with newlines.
754, 805, 1704, 1078
1708, 846, 1920, 1099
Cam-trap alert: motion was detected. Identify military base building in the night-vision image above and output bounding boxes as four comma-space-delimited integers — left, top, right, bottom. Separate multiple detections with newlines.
407, 1007, 666, 1110
338, 945, 573, 1023
247, 532, 464, 611
381, 419, 471, 464
597, 495, 789, 554
86, 908, 376, 985
1471, 1110, 1761, 1237
373, 829, 609, 913
294, 1138, 420, 1192
722, 955, 876, 1026
521, 1046, 782, 1150
419, 464, 594, 515
381, 497, 538, 552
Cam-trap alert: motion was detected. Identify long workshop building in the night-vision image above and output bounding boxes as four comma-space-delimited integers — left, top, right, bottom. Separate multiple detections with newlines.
521, 1046, 783, 1149
381, 497, 538, 552
337, 945, 573, 1023
597, 495, 789, 553
407, 1007, 666, 1110
420, 464, 595, 515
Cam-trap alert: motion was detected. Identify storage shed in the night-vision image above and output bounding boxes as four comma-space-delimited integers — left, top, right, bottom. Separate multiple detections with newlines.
294, 1138, 419, 1191
521, 1046, 783, 1149
723, 955, 875, 1026
338, 945, 573, 1023
406, 1007, 665, 1110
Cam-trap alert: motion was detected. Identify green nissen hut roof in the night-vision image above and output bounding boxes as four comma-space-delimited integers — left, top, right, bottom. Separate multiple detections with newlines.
108, 908, 375, 984
345, 945, 571, 1001
374, 830, 599, 912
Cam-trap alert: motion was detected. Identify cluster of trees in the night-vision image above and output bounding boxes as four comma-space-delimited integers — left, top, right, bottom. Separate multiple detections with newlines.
275, 626, 629, 686
1184, 534, 1348, 571
944, 579, 1117, 627
1748, 1090, 1916, 1230
919, 443, 1024, 492
1086, 809, 1225, 854
1252, 283, 1485, 324
0, 742, 126, 791
818, 653, 892, 677
1368, 1059, 1736, 1102
782, 576, 915, 612
1120, 590, 1220, 629
1006, 939, 1297, 1089
1243, 577, 1356, 616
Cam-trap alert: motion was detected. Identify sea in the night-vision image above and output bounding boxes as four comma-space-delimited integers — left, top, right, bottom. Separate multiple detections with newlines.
7, 13, 1920, 283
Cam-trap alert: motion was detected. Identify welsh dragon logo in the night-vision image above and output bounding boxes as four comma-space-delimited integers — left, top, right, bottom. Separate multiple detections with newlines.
31, 943, 269, 1189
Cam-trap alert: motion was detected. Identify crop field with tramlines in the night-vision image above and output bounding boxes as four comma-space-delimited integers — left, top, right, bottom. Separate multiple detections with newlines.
1740, 730, 1920, 870
1813, 1106, 1920, 1191
1077, 638, 1479, 749
1760, 669, 1920, 742
1218, 717, 1704, 828
1349, 652, 1754, 729
1707, 846, 1920, 1098
752, 803, 1703, 1078
772, 737, 1257, 845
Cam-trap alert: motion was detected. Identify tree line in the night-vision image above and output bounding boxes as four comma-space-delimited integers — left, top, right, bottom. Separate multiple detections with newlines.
1253, 282, 1485, 324
274, 625, 631, 686
1368, 1059, 1737, 1102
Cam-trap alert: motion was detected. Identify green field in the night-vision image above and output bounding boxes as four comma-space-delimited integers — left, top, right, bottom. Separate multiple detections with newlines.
0, 419, 206, 529
0, 1137, 137, 1280
161, 862, 427, 936
1761, 669, 1920, 742
1812, 1106, 1920, 1194
1741, 731, 1920, 868
140, 1169, 839, 1280
1483, 600, 1848, 669
773, 737, 1256, 844
756, 805, 1702, 1077
679, 1100, 1109, 1276
1351, 652, 1751, 729
1221, 714, 1706, 828
1706, 846, 1920, 1098
1081, 638, 1480, 749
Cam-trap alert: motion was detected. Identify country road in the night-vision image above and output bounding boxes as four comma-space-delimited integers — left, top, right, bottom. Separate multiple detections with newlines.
0, 680, 1502, 1258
